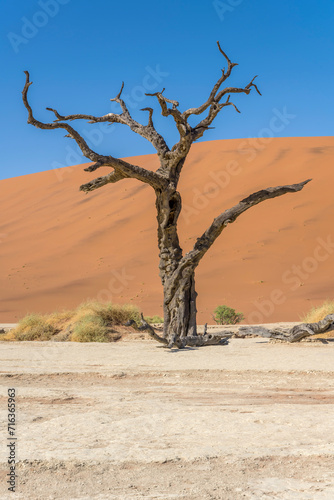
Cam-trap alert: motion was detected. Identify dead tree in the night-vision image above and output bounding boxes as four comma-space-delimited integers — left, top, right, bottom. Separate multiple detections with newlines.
22, 42, 311, 348
238, 314, 334, 343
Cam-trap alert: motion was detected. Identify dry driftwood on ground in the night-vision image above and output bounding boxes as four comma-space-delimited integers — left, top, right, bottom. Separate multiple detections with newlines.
238, 314, 334, 343
139, 314, 334, 348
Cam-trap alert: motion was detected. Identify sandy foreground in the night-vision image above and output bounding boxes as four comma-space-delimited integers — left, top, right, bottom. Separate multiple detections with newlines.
0, 336, 334, 500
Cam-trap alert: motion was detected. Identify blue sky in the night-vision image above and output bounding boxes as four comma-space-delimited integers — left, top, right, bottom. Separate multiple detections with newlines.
1, 0, 333, 180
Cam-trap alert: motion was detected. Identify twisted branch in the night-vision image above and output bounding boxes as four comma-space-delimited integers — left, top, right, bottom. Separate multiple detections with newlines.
44, 82, 169, 158
145, 42, 261, 152
145, 88, 190, 137
140, 107, 154, 127
182, 41, 238, 120
23, 42, 261, 190
187, 179, 311, 266
83, 161, 106, 173
22, 71, 168, 191
80, 171, 126, 192
162, 179, 312, 299
23, 71, 101, 163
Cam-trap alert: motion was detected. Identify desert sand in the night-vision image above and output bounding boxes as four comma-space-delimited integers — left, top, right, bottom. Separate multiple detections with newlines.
0, 337, 334, 499
1, 136, 333, 324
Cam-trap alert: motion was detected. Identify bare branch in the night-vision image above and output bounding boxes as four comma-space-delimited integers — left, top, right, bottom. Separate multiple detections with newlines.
43, 80, 170, 158
110, 81, 125, 101
142, 43, 260, 181
45, 107, 66, 120
84, 161, 106, 172
182, 41, 239, 120
79, 171, 126, 192
216, 41, 238, 69
140, 107, 154, 127
184, 179, 312, 267
46, 104, 169, 158
80, 158, 168, 191
245, 75, 262, 96
170, 42, 261, 144
191, 75, 260, 143
145, 88, 190, 137
23, 71, 102, 162
140, 313, 168, 345
23, 46, 312, 349
109, 84, 170, 156
214, 84, 250, 103
46, 106, 121, 124
239, 314, 334, 343
192, 95, 241, 141
22, 71, 168, 190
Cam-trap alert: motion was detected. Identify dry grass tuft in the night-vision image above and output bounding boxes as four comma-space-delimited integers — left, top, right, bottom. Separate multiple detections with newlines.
76, 301, 141, 325
11, 313, 58, 341
5, 302, 145, 343
71, 314, 111, 343
301, 300, 334, 323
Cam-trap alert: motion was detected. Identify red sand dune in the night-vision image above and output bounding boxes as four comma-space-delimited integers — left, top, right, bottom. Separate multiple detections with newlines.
1, 137, 333, 324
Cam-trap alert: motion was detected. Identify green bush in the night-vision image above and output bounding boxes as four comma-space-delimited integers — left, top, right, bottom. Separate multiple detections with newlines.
213, 305, 244, 325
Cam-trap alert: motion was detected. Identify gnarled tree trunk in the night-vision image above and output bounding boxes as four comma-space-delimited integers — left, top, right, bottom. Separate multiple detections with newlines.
22, 42, 311, 349
163, 270, 197, 342
155, 184, 198, 344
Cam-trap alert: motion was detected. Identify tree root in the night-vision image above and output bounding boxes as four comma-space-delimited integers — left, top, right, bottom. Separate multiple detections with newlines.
139, 314, 334, 347
139, 314, 169, 345
139, 314, 232, 348
175, 333, 231, 348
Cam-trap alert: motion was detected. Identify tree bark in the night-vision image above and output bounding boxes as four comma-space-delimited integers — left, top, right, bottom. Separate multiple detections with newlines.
238, 314, 334, 342
154, 182, 200, 345
162, 270, 198, 346
140, 313, 231, 349
22, 43, 312, 350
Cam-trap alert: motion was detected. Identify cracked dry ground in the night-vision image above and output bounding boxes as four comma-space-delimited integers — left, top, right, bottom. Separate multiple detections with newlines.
0, 338, 334, 499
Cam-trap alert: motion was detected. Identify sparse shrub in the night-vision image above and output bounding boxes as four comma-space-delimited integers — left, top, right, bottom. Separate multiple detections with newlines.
47, 310, 75, 329
77, 301, 141, 326
6, 301, 153, 343
0, 329, 16, 341
301, 300, 334, 323
13, 313, 58, 341
71, 314, 110, 342
213, 305, 244, 325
